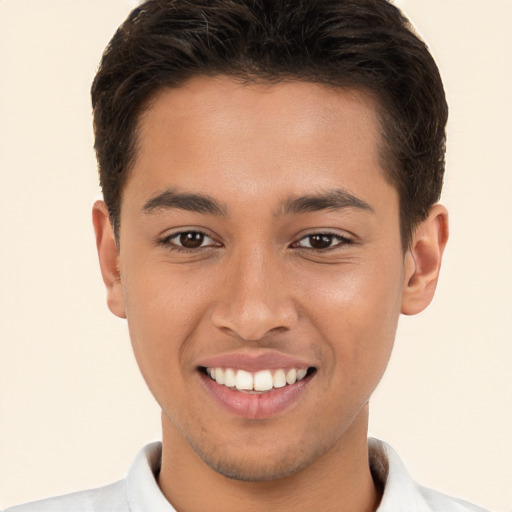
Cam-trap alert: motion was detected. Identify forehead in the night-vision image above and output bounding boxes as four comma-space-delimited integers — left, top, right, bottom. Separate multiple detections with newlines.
128, 76, 390, 209
142, 75, 380, 126
137, 76, 382, 150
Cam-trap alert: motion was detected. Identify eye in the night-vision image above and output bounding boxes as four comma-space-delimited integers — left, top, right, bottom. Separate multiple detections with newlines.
160, 231, 219, 250
293, 233, 352, 250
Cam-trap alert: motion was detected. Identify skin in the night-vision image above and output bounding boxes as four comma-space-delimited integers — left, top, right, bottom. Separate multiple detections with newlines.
93, 77, 448, 512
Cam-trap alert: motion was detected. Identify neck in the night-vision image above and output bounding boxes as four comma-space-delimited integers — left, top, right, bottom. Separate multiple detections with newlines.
157, 406, 382, 512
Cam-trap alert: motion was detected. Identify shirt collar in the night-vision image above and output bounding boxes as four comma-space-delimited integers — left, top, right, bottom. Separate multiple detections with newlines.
126, 442, 176, 512
125, 439, 433, 512
369, 438, 432, 512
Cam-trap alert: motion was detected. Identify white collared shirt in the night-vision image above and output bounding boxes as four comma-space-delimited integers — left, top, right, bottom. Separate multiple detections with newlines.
5, 439, 490, 512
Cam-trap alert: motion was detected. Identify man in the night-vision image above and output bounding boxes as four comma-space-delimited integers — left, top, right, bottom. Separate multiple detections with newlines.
6, 0, 489, 511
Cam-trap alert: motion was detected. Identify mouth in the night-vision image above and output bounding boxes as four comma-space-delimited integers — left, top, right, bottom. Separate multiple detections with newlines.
200, 366, 316, 393
198, 365, 317, 419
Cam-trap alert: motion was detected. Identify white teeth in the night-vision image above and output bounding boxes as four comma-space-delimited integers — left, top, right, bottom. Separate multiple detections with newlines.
297, 368, 307, 381
286, 368, 297, 385
206, 367, 310, 392
224, 368, 236, 388
215, 368, 225, 385
253, 370, 273, 391
273, 369, 287, 388
235, 370, 253, 390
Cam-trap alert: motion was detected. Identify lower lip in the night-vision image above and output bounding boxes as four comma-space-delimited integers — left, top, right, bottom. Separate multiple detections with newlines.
199, 371, 313, 420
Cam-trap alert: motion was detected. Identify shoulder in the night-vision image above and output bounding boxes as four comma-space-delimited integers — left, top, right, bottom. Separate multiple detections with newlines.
4, 480, 128, 512
4, 442, 171, 512
369, 438, 491, 512
417, 485, 491, 512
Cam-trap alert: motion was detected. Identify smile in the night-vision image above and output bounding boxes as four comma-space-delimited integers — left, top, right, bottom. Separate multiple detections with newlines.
206, 367, 309, 393
199, 364, 316, 419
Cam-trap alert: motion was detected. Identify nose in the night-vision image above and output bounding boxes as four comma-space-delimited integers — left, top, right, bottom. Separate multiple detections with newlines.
211, 248, 299, 341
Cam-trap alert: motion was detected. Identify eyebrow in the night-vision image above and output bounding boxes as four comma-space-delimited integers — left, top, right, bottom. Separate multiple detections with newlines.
142, 188, 373, 217
142, 189, 227, 216
282, 189, 374, 215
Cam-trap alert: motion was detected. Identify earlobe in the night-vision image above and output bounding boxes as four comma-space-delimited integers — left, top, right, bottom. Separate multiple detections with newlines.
401, 204, 449, 316
92, 200, 127, 319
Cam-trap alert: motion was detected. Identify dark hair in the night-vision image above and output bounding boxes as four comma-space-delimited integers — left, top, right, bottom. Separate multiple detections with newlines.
91, 0, 447, 248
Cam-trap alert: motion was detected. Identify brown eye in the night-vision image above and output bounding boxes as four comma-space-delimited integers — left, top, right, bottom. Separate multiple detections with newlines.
294, 233, 351, 250
162, 230, 218, 251
179, 232, 205, 249
308, 234, 334, 249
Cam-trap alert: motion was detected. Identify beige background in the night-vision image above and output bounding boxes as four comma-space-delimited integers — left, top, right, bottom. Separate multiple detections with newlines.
0, 0, 511, 510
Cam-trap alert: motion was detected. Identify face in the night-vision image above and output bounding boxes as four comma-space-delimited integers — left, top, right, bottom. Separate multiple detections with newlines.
102, 77, 412, 480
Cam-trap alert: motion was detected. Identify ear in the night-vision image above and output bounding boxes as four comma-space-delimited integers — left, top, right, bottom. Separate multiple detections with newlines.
401, 204, 449, 315
92, 200, 126, 319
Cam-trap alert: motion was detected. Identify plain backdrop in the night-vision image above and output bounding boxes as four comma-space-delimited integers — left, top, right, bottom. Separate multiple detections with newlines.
0, 0, 511, 510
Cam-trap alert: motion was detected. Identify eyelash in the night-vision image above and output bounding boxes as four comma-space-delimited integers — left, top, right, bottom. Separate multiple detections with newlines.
158, 230, 219, 253
158, 230, 353, 253
291, 232, 353, 251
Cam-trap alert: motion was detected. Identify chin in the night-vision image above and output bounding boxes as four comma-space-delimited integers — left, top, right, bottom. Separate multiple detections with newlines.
202, 453, 310, 482
187, 432, 330, 483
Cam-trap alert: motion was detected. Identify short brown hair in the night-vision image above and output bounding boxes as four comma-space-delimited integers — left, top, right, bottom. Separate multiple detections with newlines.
91, 0, 448, 248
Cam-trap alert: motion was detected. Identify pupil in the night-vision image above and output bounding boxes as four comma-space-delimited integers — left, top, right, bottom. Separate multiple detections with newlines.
180, 232, 204, 249
310, 234, 332, 249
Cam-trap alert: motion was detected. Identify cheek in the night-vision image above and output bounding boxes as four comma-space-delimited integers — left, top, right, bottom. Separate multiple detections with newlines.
120, 263, 215, 388
298, 255, 403, 382
124, 259, 210, 324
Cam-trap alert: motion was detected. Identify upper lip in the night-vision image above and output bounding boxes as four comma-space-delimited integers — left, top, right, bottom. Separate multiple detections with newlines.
197, 350, 315, 372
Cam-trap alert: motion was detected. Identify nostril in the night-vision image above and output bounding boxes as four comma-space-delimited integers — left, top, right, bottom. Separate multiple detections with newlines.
210, 292, 299, 342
